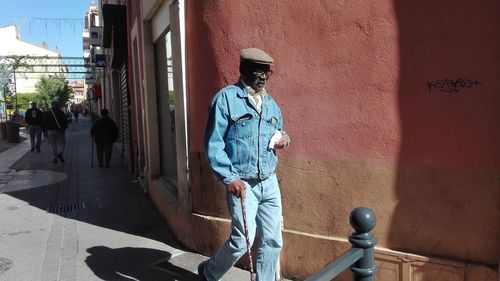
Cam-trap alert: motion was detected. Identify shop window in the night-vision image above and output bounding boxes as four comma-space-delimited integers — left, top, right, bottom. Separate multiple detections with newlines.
155, 30, 178, 190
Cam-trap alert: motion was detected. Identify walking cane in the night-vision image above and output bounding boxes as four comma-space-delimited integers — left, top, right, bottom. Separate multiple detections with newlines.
241, 195, 256, 281
91, 136, 94, 168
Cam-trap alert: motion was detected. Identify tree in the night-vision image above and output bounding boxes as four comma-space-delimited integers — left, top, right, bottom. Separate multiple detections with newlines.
34, 76, 73, 109
0, 66, 14, 120
0, 64, 11, 110
0, 64, 9, 89
16, 93, 37, 114
0, 56, 32, 119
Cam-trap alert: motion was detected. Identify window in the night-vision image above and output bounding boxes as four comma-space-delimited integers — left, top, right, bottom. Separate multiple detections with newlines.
155, 30, 178, 190
149, 0, 189, 207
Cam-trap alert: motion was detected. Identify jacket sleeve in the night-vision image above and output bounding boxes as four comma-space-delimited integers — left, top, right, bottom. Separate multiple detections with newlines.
204, 95, 240, 185
25, 109, 32, 124
112, 120, 119, 141
42, 111, 48, 131
90, 121, 96, 137
60, 111, 68, 129
36, 109, 43, 124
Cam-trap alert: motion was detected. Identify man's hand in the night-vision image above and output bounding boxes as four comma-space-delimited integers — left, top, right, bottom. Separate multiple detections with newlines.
274, 134, 290, 149
227, 180, 246, 198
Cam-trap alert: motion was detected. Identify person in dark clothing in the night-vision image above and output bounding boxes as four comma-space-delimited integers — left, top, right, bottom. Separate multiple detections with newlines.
43, 100, 68, 163
91, 109, 119, 168
25, 102, 44, 152
73, 110, 79, 123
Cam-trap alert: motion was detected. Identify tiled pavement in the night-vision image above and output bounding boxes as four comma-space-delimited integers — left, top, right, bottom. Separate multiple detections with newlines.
0, 126, 27, 154
0, 117, 252, 281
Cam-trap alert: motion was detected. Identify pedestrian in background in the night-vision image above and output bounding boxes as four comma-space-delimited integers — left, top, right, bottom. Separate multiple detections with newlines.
200, 48, 291, 281
25, 102, 43, 152
71, 103, 80, 123
73, 110, 79, 123
43, 100, 68, 164
91, 109, 119, 168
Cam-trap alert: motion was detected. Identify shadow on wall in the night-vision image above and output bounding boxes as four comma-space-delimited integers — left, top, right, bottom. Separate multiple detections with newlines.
390, 0, 499, 266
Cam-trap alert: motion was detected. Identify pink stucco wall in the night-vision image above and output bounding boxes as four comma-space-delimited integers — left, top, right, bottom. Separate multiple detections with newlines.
186, 0, 499, 271
188, 0, 498, 169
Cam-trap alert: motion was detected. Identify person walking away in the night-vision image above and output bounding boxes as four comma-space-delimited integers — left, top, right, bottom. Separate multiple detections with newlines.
73, 109, 79, 123
199, 48, 291, 281
43, 101, 68, 163
25, 102, 43, 152
90, 109, 119, 168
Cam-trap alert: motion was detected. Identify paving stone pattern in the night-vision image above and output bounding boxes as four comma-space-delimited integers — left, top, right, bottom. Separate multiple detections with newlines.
0, 117, 256, 281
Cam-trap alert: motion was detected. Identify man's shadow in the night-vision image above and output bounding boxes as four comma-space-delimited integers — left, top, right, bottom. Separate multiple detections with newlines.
85, 246, 199, 281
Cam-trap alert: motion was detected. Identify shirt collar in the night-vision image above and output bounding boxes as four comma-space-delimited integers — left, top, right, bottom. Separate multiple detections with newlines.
239, 78, 267, 97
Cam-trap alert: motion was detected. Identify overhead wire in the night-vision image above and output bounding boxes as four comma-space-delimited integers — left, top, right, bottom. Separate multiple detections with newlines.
0, 15, 84, 37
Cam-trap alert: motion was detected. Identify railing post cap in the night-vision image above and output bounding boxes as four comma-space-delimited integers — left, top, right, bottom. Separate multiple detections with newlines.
349, 207, 376, 233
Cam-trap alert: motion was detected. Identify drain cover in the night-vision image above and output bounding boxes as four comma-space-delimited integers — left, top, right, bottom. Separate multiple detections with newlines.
0, 257, 13, 275
46, 202, 86, 214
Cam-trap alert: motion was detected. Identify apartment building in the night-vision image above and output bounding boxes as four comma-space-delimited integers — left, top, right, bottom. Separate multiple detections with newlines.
68, 80, 87, 105
0, 24, 66, 94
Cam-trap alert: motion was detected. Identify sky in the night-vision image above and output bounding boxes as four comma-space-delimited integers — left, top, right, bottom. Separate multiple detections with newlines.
0, 0, 93, 57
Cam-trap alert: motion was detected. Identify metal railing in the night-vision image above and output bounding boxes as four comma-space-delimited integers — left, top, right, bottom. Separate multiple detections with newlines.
306, 207, 378, 281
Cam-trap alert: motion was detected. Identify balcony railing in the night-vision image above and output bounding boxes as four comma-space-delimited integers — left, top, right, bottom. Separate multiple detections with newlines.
306, 207, 378, 281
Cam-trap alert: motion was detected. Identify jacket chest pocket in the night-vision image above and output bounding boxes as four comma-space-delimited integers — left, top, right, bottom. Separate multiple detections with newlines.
230, 113, 255, 140
264, 115, 279, 137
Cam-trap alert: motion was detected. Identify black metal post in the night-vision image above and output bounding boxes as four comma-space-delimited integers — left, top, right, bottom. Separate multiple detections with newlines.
348, 207, 378, 281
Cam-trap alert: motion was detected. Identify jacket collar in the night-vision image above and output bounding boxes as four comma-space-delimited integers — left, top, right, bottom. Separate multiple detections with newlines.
235, 78, 269, 99
235, 79, 248, 98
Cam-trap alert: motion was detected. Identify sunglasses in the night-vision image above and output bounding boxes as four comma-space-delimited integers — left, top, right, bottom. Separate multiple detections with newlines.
251, 69, 273, 78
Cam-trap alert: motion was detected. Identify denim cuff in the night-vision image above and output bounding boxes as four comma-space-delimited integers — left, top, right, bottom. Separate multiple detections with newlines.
223, 174, 240, 185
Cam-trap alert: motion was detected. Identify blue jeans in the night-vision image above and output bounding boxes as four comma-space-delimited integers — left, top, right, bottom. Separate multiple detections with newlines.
28, 125, 42, 151
204, 174, 282, 281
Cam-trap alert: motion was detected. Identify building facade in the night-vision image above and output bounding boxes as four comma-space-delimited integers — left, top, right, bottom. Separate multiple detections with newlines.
68, 80, 87, 105
0, 24, 66, 94
98, 1, 499, 280
82, 2, 105, 116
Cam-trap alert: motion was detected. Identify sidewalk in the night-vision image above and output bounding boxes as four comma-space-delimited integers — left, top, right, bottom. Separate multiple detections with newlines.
0, 117, 250, 281
0, 127, 27, 154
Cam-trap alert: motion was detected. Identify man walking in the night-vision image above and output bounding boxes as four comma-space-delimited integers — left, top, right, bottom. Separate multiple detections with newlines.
73, 110, 79, 123
43, 101, 68, 163
25, 102, 43, 152
200, 48, 291, 281
91, 109, 119, 168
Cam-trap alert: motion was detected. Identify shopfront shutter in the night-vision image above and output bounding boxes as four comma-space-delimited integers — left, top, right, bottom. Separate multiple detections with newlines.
120, 63, 133, 172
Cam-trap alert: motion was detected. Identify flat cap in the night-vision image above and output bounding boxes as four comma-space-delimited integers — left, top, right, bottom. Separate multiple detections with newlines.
240, 48, 274, 65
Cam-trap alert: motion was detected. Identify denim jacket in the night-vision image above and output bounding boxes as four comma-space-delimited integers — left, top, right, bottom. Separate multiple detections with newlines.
204, 81, 286, 185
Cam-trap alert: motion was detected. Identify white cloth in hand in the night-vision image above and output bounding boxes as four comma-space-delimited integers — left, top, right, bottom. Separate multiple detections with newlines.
268, 130, 283, 149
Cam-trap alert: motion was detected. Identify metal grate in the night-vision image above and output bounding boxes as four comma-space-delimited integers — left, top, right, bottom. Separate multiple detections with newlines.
46, 202, 86, 214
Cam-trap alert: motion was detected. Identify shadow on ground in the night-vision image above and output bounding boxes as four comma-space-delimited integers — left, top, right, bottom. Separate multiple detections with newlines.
2, 118, 199, 280
85, 246, 198, 281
